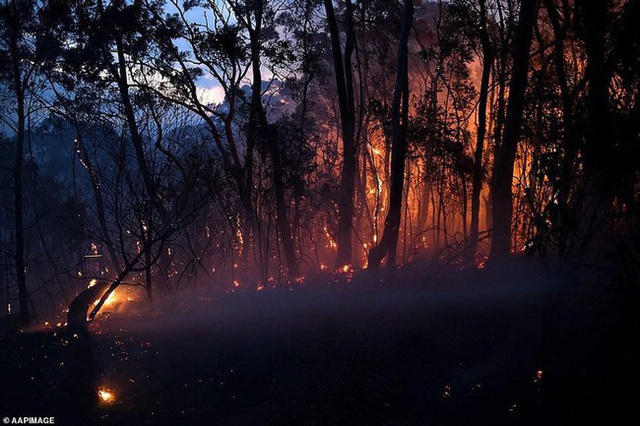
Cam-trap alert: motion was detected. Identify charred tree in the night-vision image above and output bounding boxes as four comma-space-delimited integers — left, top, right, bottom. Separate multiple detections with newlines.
367, 0, 413, 270
490, 0, 538, 260
67, 281, 110, 334
324, 0, 358, 269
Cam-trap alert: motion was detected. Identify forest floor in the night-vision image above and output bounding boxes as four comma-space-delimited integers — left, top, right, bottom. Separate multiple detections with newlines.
0, 258, 636, 425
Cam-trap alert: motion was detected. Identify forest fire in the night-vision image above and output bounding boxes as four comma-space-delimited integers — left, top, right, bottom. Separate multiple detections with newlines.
89, 283, 142, 318
1, 0, 638, 424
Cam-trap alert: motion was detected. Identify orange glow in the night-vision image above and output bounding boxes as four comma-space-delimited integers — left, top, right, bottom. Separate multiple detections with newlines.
93, 288, 118, 309
98, 387, 115, 404
87, 285, 143, 319
235, 216, 243, 254
323, 225, 337, 250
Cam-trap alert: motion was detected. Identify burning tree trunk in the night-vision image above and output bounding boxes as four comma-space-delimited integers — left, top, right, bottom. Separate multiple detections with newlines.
67, 281, 110, 334
88, 220, 183, 320
367, 0, 413, 270
490, 0, 538, 260
88, 245, 148, 320
324, 0, 358, 269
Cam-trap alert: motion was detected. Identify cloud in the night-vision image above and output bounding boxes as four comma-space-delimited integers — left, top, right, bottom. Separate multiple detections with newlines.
197, 85, 225, 106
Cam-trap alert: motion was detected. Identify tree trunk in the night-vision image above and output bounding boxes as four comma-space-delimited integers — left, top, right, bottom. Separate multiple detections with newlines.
324, 0, 357, 269
88, 225, 172, 319
490, 0, 538, 260
543, 0, 575, 257
490, 0, 537, 260
111, 34, 172, 298
367, 0, 413, 270
248, 0, 299, 279
469, 0, 493, 261
9, 22, 30, 326
14, 85, 29, 326
576, 0, 614, 198
113, 38, 159, 213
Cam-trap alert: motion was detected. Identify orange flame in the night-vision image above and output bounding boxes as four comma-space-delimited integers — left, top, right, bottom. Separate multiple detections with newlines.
98, 387, 115, 404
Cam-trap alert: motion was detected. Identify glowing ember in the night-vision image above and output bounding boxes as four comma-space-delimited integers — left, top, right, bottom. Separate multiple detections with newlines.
323, 225, 337, 249
443, 384, 452, 398
476, 256, 489, 269
534, 369, 544, 383
98, 387, 115, 404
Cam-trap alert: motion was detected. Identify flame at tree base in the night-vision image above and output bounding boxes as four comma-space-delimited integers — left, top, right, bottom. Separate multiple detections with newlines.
98, 387, 116, 405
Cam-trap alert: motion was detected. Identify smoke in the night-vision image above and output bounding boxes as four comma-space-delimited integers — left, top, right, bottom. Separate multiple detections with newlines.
102, 260, 553, 342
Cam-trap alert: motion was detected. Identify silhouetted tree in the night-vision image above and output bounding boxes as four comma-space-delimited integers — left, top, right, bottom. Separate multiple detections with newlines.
367, 0, 413, 270
0, 0, 43, 326
469, 0, 494, 259
490, 0, 538, 260
324, 0, 358, 269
